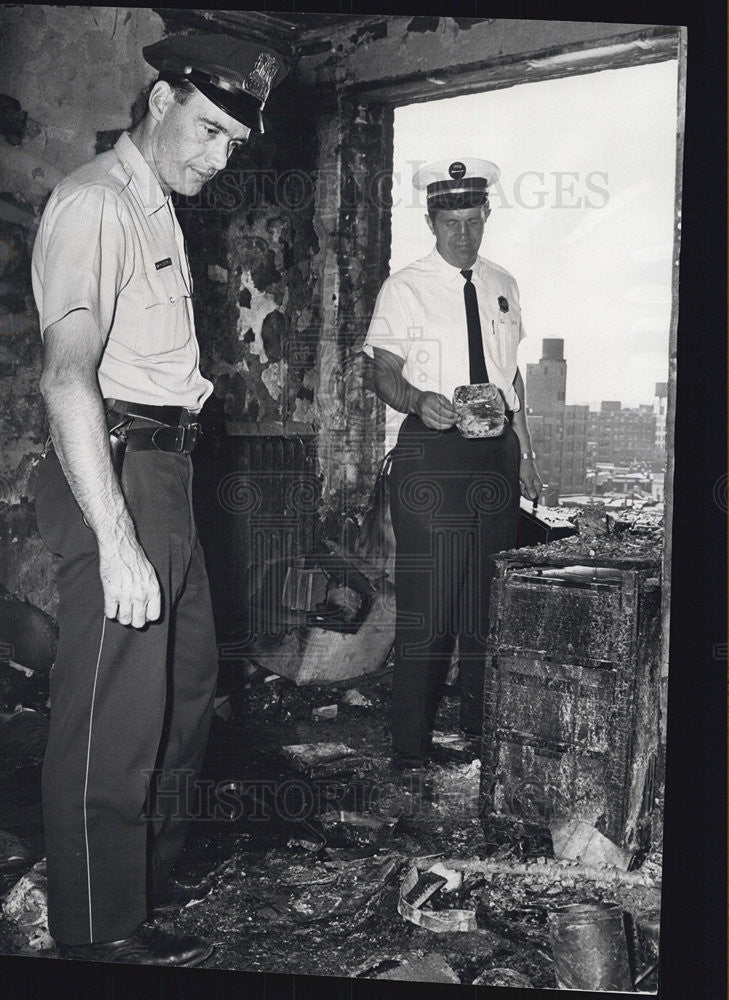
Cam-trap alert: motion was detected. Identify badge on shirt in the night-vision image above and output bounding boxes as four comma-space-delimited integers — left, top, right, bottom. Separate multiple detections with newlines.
155, 258, 173, 271
498, 295, 509, 312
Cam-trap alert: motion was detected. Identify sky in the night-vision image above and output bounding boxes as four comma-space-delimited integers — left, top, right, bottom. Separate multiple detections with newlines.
390, 59, 680, 411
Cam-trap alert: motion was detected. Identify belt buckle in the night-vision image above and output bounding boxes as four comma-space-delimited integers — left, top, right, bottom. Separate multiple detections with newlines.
150, 424, 181, 452
150, 420, 200, 453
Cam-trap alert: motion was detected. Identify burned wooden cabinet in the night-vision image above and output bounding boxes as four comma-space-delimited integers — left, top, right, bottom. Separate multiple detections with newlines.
480, 552, 661, 855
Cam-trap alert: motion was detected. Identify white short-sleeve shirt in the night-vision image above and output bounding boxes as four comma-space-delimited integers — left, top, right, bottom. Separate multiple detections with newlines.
362, 247, 526, 412
31, 132, 212, 412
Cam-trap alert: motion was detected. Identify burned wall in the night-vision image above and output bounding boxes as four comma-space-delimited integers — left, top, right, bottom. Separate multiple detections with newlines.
313, 98, 393, 533
174, 77, 321, 434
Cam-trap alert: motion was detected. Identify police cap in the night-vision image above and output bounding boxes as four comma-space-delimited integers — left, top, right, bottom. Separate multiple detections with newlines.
143, 34, 288, 134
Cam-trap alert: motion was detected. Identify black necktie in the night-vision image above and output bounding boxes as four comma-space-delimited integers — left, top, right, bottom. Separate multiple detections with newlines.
461, 269, 489, 384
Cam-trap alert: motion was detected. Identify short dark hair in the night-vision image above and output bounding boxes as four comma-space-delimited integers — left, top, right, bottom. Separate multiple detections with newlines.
158, 73, 197, 105
130, 74, 197, 128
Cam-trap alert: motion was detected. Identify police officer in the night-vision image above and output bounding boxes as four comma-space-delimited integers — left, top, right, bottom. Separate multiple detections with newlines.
363, 158, 542, 771
32, 34, 286, 965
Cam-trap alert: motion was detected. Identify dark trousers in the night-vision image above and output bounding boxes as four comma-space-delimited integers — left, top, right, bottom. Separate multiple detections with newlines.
34, 447, 218, 945
389, 415, 519, 763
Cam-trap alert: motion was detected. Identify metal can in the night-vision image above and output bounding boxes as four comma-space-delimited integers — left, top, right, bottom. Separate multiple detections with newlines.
548, 902, 634, 991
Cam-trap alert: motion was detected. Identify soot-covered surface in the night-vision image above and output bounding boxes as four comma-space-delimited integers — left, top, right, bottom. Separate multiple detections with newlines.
0, 665, 661, 990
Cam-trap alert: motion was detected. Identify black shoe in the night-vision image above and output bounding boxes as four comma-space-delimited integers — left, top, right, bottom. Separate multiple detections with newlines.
150, 877, 212, 916
387, 758, 433, 799
58, 925, 214, 966
391, 753, 429, 774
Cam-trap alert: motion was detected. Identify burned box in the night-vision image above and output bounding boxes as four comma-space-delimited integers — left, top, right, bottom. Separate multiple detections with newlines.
480, 549, 661, 855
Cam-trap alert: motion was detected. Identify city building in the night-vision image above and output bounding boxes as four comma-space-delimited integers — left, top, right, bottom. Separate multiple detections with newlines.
587, 402, 657, 466
527, 341, 664, 504
561, 404, 590, 496
526, 339, 588, 504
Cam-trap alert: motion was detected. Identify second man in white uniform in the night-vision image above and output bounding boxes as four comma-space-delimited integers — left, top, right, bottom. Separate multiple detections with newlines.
363, 158, 541, 770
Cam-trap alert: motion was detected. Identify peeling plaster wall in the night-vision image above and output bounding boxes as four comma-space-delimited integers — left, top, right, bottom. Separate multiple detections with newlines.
313, 98, 393, 526
175, 87, 322, 432
0, 6, 162, 201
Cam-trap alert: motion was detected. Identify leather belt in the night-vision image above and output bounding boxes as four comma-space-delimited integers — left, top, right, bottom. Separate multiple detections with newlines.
104, 399, 201, 455
104, 398, 192, 426
123, 423, 200, 454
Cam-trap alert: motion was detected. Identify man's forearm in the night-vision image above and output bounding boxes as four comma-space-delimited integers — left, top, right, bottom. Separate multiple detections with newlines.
511, 368, 534, 454
367, 351, 422, 414
511, 406, 534, 454
40, 311, 160, 626
41, 375, 136, 543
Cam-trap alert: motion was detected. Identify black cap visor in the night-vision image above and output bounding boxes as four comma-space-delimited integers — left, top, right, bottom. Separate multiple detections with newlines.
191, 77, 264, 133
426, 177, 489, 212
428, 191, 488, 212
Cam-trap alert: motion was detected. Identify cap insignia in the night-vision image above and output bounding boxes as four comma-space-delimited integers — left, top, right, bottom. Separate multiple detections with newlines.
244, 52, 279, 103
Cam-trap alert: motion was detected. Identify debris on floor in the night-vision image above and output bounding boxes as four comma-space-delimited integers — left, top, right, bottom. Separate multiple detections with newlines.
398, 863, 477, 932
355, 950, 461, 983
202, 850, 401, 929
213, 694, 233, 723
0, 831, 30, 875
0, 708, 49, 806
431, 731, 471, 752
0, 586, 57, 678
0, 642, 662, 992
340, 689, 372, 708
551, 818, 634, 872
471, 966, 533, 988
318, 811, 399, 852
281, 742, 356, 778
2, 859, 52, 952
311, 704, 338, 722
239, 547, 395, 686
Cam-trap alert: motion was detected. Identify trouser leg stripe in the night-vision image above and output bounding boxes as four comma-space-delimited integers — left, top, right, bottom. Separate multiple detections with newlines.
83, 616, 106, 943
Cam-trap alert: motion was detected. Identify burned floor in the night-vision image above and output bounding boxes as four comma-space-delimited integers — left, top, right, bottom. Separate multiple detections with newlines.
0, 663, 662, 990
0, 515, 663, 992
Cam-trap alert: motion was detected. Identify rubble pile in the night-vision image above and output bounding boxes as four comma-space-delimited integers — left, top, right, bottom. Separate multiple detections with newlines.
0, 580, 662, 991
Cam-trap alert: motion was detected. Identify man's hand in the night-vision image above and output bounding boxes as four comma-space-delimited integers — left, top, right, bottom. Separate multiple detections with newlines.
415, 391, 458, 430
519, 456, 543, 503
98, 536, 161, 629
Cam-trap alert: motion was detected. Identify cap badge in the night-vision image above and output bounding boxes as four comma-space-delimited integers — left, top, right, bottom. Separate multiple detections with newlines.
448, 161, 467, 180
498, 295, 509, 312
244, 52, 280, 103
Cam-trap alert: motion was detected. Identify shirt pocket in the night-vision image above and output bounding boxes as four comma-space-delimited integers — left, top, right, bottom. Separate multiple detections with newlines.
136, 264, 192, 356
490, 300, 522, 371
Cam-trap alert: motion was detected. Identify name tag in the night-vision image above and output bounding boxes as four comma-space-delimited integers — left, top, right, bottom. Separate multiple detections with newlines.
155, 258, 173, 271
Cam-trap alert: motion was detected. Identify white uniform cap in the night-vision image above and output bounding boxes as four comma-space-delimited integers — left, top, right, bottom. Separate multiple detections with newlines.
413, 157, 500, 209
